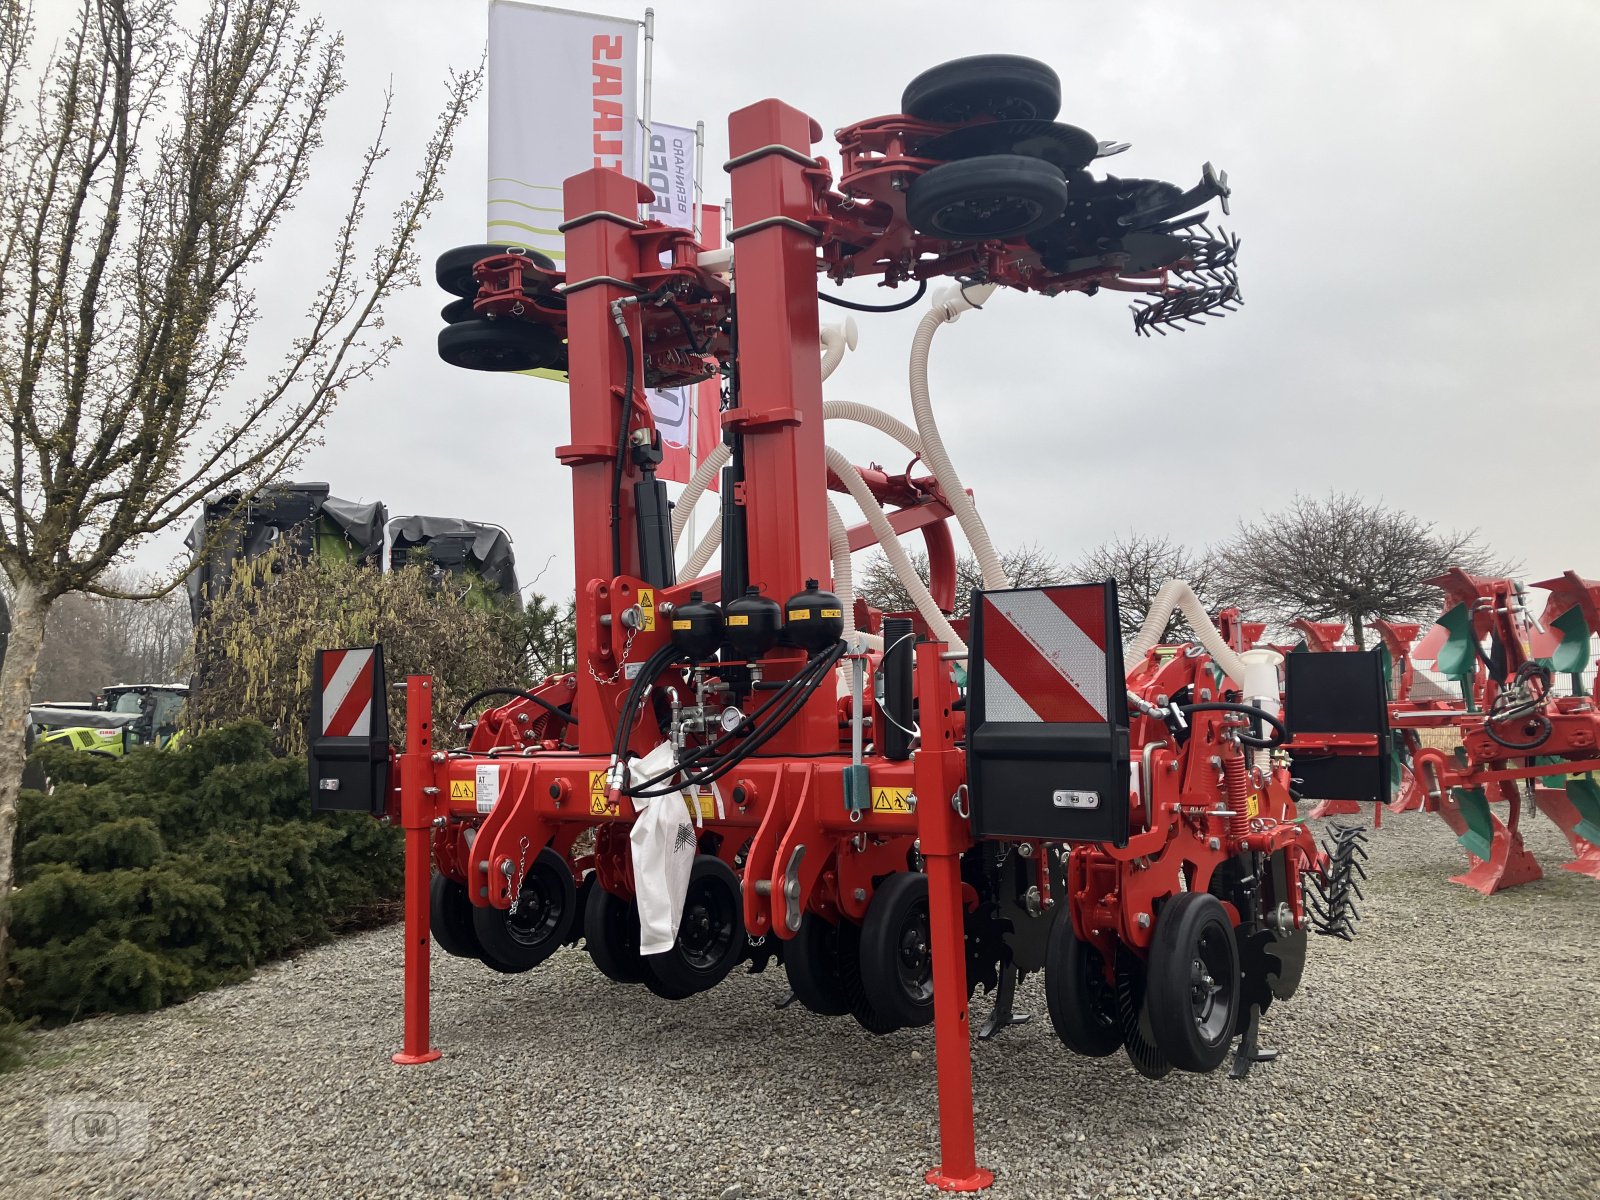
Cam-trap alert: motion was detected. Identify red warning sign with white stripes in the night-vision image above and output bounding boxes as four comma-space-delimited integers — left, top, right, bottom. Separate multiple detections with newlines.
319, 647, 377, 738
978, 587, 1109, 724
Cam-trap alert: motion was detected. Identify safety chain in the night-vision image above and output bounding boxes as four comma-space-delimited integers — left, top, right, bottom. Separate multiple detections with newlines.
506, 835, 531, 916
588, 622, 638, 686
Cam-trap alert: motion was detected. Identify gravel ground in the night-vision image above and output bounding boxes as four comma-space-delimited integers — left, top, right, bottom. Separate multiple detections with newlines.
2, 810, 1597, 1200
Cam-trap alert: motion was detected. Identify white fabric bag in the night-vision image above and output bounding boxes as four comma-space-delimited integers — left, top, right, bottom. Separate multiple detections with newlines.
628, 741, 698, 956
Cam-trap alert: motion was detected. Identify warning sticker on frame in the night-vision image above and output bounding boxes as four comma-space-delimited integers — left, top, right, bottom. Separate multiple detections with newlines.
588, 770, 616, 816
871, 786, 913, 813
638, 589, 656, 632
450, 778, 476, 804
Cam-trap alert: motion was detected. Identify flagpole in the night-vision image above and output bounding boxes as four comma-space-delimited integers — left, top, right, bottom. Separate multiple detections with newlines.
684, 118, 707, 558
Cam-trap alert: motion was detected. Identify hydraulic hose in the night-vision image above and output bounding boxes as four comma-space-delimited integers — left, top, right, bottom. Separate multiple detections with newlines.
908, 282, 1009, 590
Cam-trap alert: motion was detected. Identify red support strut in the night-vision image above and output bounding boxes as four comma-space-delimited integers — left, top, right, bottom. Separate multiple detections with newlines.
393, 675, 441, 1066
914, 642, 994, 1192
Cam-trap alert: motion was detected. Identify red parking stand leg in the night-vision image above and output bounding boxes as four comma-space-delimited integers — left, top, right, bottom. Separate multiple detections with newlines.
394, 675, 442, 1066
914, 643, 994, 1193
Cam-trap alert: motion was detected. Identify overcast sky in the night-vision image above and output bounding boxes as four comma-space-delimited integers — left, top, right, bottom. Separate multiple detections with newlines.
85, 0, 1600, 599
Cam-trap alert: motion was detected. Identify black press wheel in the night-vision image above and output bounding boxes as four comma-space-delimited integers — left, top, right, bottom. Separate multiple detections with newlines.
583, 881, 646, 984
901, 55, 1062, 124
472, 847, 576, 973
784, 913, 853, 1016
1043, 906, 1122, 1058
436, 243, 558, 298
643, 856, 747, 998
1146, 892, 1240, 1074
438, 319, 564, 373
429, 872, 481, 960
858, 872, 935, 1029
907, 154, 1068, 240
441, 296, 475, 324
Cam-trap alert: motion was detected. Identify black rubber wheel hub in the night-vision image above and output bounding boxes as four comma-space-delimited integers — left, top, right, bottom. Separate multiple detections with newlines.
907, 154, 1068, 240
643, 855, 746, 998
472, 846, 576, 974
583, 881, 646, 984
1044, 907, 1121, 1058
1146, 891, 1241, 1074
784, 913, 853, 1016
429, 872, 480, 960
902, 54, 1062, 124
858, 872, 935, 1029
435, 242, 558, 298
438, 319, 565, 373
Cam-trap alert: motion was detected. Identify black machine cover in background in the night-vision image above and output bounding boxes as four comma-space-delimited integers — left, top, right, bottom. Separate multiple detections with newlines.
184, 483, 386, 623
1284, 650, 1392, 803
967, 581, 1131, 845
387, 515, 519, 603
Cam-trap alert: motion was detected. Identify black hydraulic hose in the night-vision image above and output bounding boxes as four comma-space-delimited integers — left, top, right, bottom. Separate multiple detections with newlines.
453, 688, 576, 733
627, 642, 848, 797
610, 320, 635, 579
663, 296, 707, 354
1178, 700, 1288, 749
818, 278, 928, 313
611, 643, 690, 763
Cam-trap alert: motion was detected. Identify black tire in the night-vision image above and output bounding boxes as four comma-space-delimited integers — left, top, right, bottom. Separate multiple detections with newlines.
643, 856, 747, 998
784, 913, 853, 1016
837, 918, 901, 1035
1044, 907, 1121, 1057
429, 873, 481, 960
471, 847, 576, 973
438, 319, 564, 373
907, 155, 1068, 240
584, 882, 646, 984
858, 872, 935, 1029
1146, 892, 1240, 1074
436, 243, 557, 298
566, 872, 596, 948
441, 296, 475, 323
902, 55, 1061, 124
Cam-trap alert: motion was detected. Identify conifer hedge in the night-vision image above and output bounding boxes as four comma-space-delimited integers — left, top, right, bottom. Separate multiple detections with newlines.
7, 721, 401, 1023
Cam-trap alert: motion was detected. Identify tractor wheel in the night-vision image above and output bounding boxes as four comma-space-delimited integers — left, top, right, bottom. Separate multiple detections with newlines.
1146, 892, 1241, 1074
435, 243, 557, 298
784, 913, 853, 1016
438, 319, 564, 373
907, 155, 1068, 241
1043, 907, 1121, 1057
643, 856, 746, 998
429, 873, 480, 960
858, 872, 935, 1029
472, 847, 576, 973
583, 882, 646, 984
901, 55, 1061, 124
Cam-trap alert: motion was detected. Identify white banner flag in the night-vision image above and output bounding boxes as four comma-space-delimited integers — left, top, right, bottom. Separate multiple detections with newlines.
486, 2, 639, 263
642, 121, 696, 233
640, 120, 699, 456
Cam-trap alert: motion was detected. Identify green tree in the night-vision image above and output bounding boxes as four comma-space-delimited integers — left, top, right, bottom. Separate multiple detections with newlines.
0, 0, 479, 978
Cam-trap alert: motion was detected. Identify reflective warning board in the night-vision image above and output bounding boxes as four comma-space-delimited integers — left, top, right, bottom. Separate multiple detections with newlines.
968, 583, 1129, 844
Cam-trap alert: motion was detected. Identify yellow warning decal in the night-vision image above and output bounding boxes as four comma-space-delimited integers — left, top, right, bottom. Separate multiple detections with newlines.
1245, 793, 1260, 819
872, 786, 913, 813
788, 609, 810, 621
638, 589, 656, 632
672, 619, 692, 631
588, 770, 616, 817
727, 615, 749, 626
820, 608, 842, 618
450, 779, 476, 803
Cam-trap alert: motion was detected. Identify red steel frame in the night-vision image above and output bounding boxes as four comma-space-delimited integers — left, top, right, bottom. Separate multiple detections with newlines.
392, 100, 996, 1189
